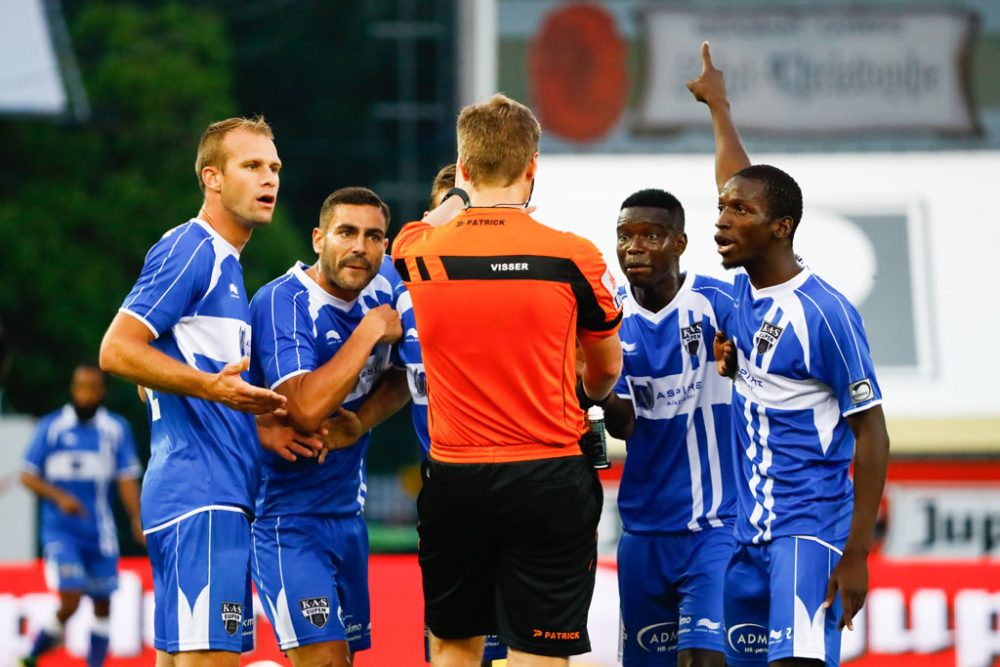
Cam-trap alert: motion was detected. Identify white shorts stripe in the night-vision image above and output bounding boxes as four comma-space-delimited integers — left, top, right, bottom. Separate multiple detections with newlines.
143, 505, 248, 535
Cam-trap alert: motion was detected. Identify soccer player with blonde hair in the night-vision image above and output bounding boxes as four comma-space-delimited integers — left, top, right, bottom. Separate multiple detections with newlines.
100, 117, 321, 667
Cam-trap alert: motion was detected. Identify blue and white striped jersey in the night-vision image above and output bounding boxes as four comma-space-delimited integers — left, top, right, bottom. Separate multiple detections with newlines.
120, 219, 258, 530
613, 274, 737, 534
23, 406, 141, 555
729, 268, 882, 545
250, 262, 394, 518
379, 257, 430, 456
395, 290, 429, 455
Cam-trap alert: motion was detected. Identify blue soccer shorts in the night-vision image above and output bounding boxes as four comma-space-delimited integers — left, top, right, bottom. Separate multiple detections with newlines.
617, 527, 734, 665
251, 513, 371, 653
43, 539, 118, 598
145, 508, 254, 654
724, 535, 846, 667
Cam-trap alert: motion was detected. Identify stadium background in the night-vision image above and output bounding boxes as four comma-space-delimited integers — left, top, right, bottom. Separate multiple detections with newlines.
0, 0, 997, 664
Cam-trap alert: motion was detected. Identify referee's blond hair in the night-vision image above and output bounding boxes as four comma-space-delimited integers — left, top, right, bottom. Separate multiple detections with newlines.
457, 94, 540, 188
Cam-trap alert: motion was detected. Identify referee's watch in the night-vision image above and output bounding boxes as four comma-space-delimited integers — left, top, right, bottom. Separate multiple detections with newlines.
442, 187, 471, 209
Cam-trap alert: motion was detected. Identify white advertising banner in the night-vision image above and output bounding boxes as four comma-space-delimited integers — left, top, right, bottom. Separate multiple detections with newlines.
637, 7, 977, 134
883, 485, 1000, 559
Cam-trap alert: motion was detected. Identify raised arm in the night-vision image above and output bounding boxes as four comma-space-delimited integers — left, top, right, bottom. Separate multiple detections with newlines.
276, 305, 402, 433
687, 41, 752, 192
100, 313, 285, 414
824, 404, 890, 630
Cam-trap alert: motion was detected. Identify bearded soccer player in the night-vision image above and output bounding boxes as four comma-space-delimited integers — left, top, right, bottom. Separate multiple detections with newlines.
600, 189, 736, 667
393, 94, 623, 667
687, 44, 890, 667
99, 117, 321, 667
19, 365, 142, 667
248, 187, 401, 666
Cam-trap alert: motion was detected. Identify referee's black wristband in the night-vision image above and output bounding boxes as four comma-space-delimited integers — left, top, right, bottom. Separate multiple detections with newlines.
576, 378, 611, 410
442, 187, 470, 209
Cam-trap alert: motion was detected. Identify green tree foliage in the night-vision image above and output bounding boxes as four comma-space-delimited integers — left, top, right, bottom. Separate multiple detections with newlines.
0, 2, 307, 421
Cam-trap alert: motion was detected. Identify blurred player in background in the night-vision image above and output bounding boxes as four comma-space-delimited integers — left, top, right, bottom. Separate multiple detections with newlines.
248, 186, 400, 666
600, 189, 736, 667
393, 94, 622, 666
688, 43, 890, 667
19, 364, 142, 667
99, 116, 321, 667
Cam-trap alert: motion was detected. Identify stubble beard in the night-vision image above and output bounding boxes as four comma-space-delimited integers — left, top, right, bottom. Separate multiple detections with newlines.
320, 254, 374, 294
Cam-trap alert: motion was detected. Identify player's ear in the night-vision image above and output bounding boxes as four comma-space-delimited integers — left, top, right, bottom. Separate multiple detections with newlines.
456, 159, 471, 185
201, 166, 222, 193
311, 227, 324, 254
773, 216, 794, 241
675, 232, 688, 256
524, 152, 539, 181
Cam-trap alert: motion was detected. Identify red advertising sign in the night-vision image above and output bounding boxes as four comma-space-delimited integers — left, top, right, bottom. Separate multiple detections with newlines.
0, 555, 426, 666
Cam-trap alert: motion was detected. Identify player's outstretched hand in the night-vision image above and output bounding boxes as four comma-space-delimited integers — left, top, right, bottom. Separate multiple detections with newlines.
257, 410, 326, 462
687, 41, 729, 108
318, 408, 366, 464
362, 305, 403, 344
56, 493, 86, 517
824, 550, 868, 631
208, 358, 287, 414
714, 331, 736, 378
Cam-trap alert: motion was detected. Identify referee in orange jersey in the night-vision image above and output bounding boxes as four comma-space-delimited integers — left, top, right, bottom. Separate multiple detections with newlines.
393, 94, 623, 667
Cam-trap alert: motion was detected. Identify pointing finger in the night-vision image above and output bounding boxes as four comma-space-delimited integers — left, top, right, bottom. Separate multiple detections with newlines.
701, 41, 714, 72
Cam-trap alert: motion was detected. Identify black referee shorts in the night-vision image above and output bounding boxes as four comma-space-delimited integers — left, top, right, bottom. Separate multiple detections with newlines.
417, 454, 603, 657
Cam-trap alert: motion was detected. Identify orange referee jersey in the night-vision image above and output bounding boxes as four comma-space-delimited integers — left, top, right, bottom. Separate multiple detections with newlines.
392, 207, 622, 464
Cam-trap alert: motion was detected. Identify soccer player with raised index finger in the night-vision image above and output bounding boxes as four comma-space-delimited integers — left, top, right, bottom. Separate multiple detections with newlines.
688, 43, 890, 667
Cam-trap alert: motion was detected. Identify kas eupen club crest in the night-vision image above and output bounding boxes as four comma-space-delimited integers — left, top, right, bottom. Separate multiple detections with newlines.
754, 321, 784, 355
680, 322, 702, 356
300, 597, 331, 629
221, 602, 243, 636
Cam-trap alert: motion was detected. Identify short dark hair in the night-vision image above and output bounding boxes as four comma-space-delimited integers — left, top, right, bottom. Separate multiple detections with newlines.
734, 164, 803, 233
319, 187, 390, 230
620, 188, 685, 232
430, 164, 457, 209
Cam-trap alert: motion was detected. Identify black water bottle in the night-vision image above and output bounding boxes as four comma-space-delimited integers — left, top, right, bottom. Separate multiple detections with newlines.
583, 406, 611, 470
